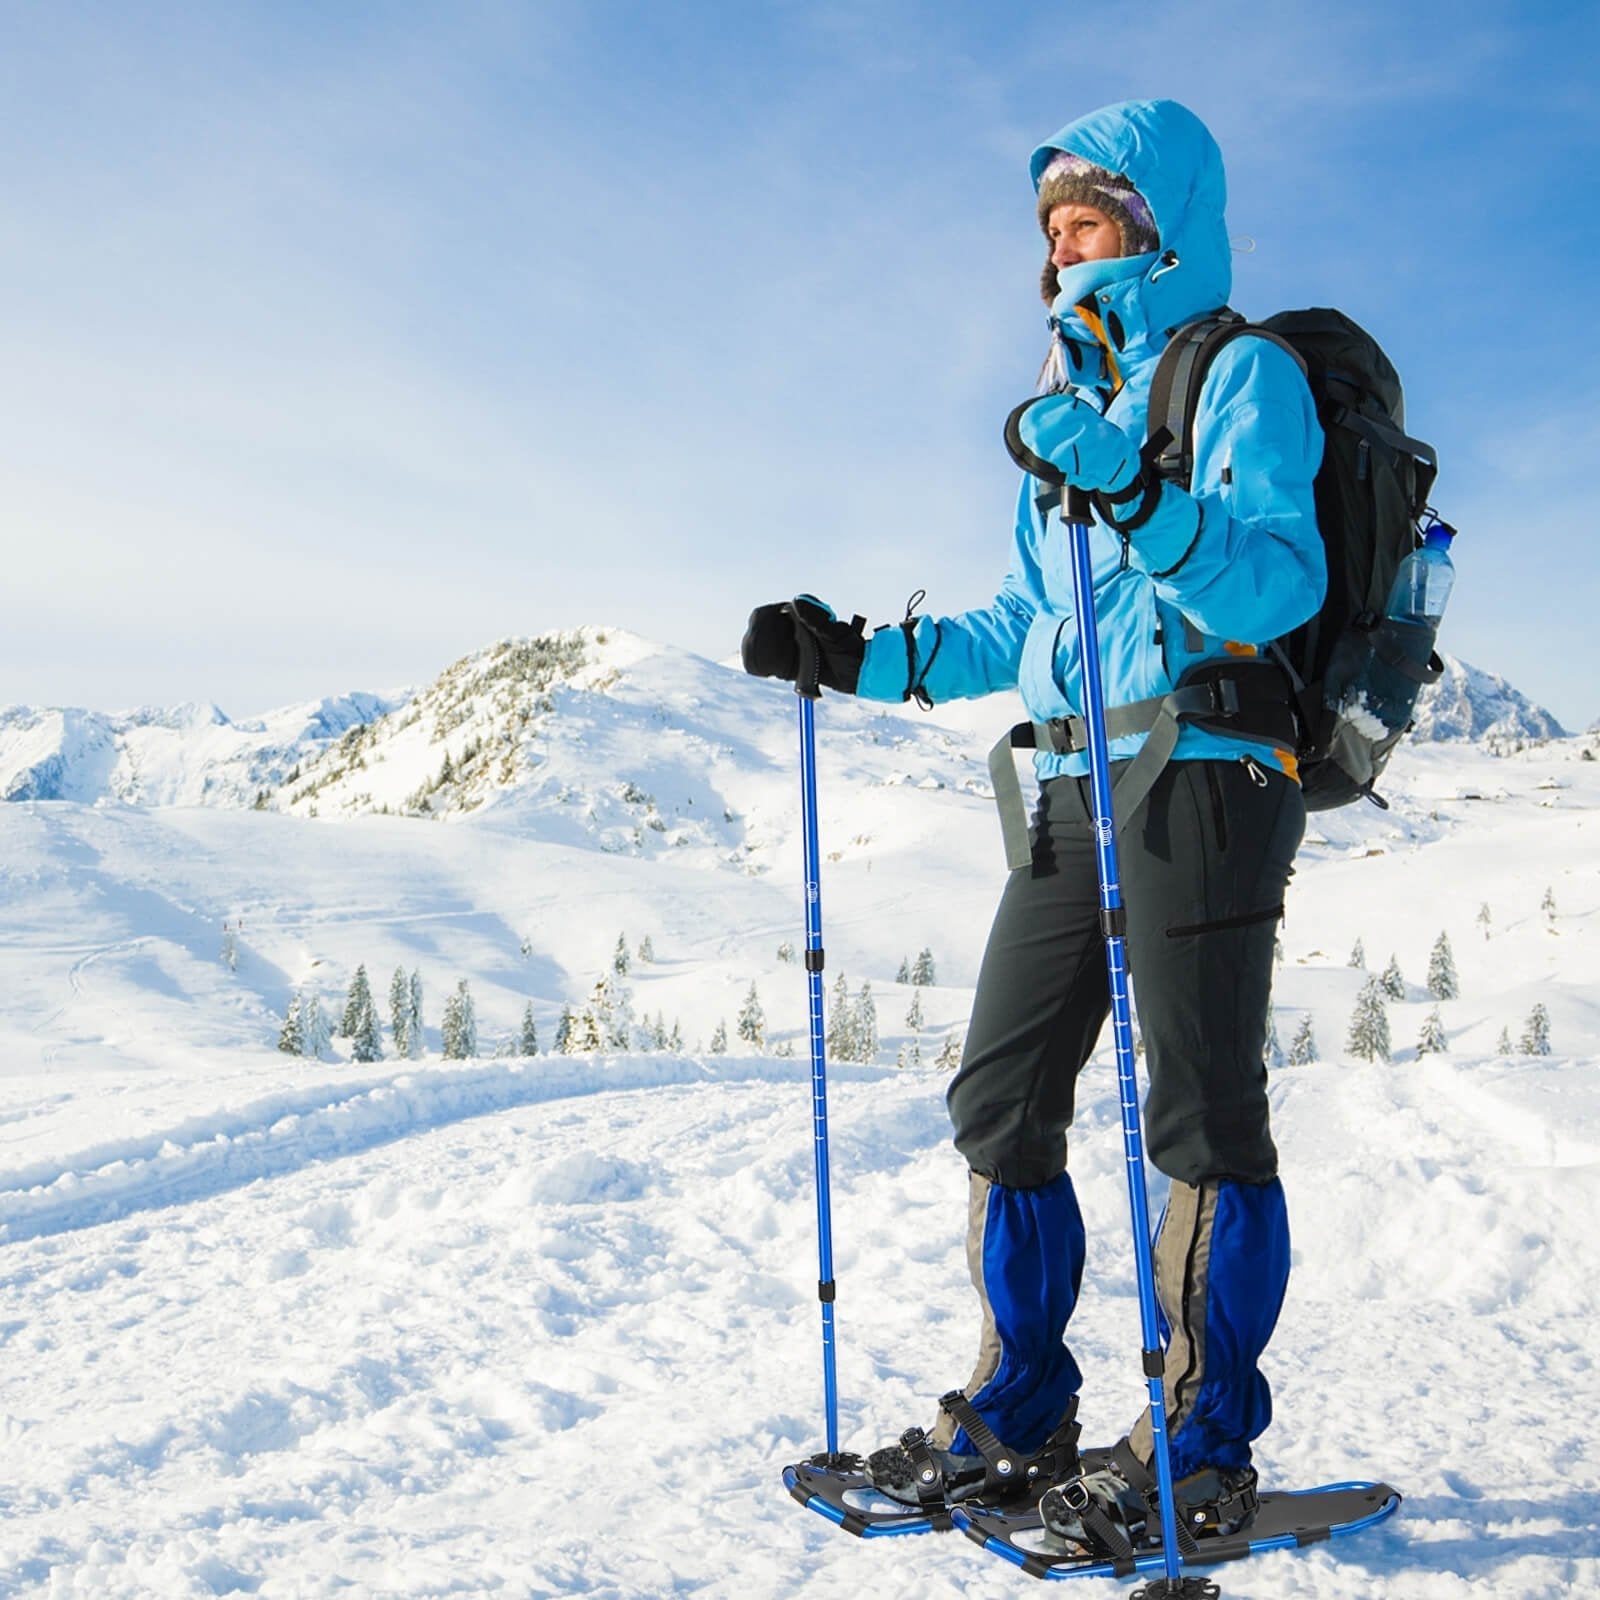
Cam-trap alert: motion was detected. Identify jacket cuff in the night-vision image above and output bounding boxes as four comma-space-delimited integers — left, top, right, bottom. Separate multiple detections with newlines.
857, 623, 911, 701
1126, 481, 1204, 579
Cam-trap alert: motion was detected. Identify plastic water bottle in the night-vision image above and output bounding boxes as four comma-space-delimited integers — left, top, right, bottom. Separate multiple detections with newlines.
1388, 521, 1456, 624
1341, 520, 1457, 739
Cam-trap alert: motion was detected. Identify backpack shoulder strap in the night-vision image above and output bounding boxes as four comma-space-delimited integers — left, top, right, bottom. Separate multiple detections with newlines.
1149, 311, 1307, 487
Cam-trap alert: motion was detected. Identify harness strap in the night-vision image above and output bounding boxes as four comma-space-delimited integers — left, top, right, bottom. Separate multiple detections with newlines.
896, 1425, 954, 1526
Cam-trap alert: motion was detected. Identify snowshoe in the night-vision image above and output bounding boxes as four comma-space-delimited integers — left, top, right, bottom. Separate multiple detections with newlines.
783, 1391, 1092, 1538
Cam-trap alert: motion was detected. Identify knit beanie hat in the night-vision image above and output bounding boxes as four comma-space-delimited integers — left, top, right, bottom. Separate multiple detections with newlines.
1036, 150, 1159, 300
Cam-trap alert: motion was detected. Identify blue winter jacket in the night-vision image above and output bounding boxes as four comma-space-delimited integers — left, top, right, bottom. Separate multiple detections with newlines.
856, 99, 1326, 780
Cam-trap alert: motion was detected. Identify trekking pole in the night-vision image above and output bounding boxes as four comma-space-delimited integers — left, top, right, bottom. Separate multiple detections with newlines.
792, 607, 841, 1457
1057, 489, 1212, 1600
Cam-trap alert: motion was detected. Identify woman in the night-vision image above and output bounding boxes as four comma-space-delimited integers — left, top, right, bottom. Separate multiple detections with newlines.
743, 97, 1324, 1551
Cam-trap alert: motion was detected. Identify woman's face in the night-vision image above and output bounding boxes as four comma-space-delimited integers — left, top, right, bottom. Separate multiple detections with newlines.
1046, 202, 1123, 269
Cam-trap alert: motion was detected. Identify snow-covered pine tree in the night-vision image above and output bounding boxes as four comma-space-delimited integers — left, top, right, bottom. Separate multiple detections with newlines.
905, 989, 924, 1033
1288, 1014, 1317, 1066
1345, 977, 1391, 1063
1348, 937, 1366, 969
301, 992, 332, 1061
897, 1039, 922, 1069
777, 940, 795, 964
408, 971, 425, 1058
613, 934, 631, 975
441, 980, 477, 1060
896, 957, 911, 984
854, 982, 879, 1064
590, 972, 634, 1049
1542, 886, 1557, 923
737, 983, 766, 1050
669, 1019, 684, 1052
709, 1019, 728, 1054
351, 989, 382, 1063
389, 967, 411, 1057
911, 948, 937, 986
555, 1005, 576, 1054
1426, 932, 1459, 1001
637, 934, 655, 964
520, 1003, 539, 1056
1380, 955, 1406, 1001
1496, 1025, 1513, 1055
651, 1012, 669, 1051
827, 973, 856, 1062
1263, 1008, 1282, 1068
935, 1030, 965, 1071
1477, 903, 1492, 940
340, 965, 374, 1038
1417, 1007, 1448, 1056
1520, 1002, 1552, 1056
277, 992, 304, 1055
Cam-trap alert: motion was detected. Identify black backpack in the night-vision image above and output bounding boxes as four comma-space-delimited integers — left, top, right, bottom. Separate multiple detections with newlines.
1148, 307, 1444, 810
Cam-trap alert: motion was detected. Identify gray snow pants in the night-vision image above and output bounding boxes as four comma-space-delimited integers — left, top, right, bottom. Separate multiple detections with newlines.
949, 757, 1306, 1189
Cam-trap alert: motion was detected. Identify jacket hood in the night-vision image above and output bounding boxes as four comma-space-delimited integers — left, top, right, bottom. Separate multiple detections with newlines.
1032, 99, 1230, 345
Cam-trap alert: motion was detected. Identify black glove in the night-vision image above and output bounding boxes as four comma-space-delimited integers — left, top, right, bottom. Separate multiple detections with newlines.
741, 596, 866, 696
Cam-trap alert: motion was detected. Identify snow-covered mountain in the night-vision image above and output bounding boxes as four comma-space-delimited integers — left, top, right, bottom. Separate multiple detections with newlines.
1410, 655, 1568, 744
0, 641, 1572, 825
0, 691, 407, 808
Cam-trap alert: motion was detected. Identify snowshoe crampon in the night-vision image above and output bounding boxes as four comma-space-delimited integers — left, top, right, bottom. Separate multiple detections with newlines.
951, 1477, 1402, 1580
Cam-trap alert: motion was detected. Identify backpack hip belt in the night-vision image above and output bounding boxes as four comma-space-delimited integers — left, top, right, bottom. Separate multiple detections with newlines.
986, 657, 1298, 870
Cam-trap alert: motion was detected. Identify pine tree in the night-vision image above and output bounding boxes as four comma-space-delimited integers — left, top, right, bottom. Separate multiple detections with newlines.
408, 971, 425, 1058
637, 934, 655, 964
777, 940, 795, 964
935, 1030, 965, 1071
896, 957, 911, 984
854, 982, 879, 1064
897, 1039, 922, 1069
519, 1003, 539, 1056
277, 992, 304, 1055
709, 1019, 728, 1055
351, 989, 382, 1063
1417, 1007, 1448, 1056
652, 1013, 670, 1051
1345, 977, 1391, 1063
1379, 955, 1406, 1001
389, 967, 411, 1056
912, 948, 937, 986
1288, 1014, 1317, 1066
1348, 938, 1366, 969
1520, 1002, 1552, 1057
827, 973, 855, 1062
1542, 886, 1557, 923
1263, 1008, 1282, 1067
555, 1005, 576, 1054
737, 983, 766, 1050
301, 992, 332, 1061
441, 980, 477, 1060
340, 965, 374, 1038
1496, 1025, 1513, 1055
1477, 902, 1493, 941
905, 989, 925, 1034
669, 1019, 684, 1052
589, 972, 634, 1049
613, 934, 631, 975
569, 1003, 603, 1053
1426, 932, 1459, 1001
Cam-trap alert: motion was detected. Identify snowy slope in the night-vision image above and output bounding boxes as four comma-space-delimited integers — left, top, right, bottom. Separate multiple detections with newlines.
0, 645, 1596, 1597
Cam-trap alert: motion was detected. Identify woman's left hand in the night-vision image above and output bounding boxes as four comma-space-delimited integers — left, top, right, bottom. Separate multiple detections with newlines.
1008, 393, 1141, 494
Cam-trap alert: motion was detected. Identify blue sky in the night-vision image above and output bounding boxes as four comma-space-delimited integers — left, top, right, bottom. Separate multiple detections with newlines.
4, 0, 1597, 729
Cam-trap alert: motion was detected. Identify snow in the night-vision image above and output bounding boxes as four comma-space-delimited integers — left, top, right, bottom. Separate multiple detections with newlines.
1, 635, 1597, 1597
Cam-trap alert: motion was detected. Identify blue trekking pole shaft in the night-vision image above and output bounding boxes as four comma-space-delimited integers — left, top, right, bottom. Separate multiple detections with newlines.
796, 682, 840, 1455
1061, 489, 1187, 1586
